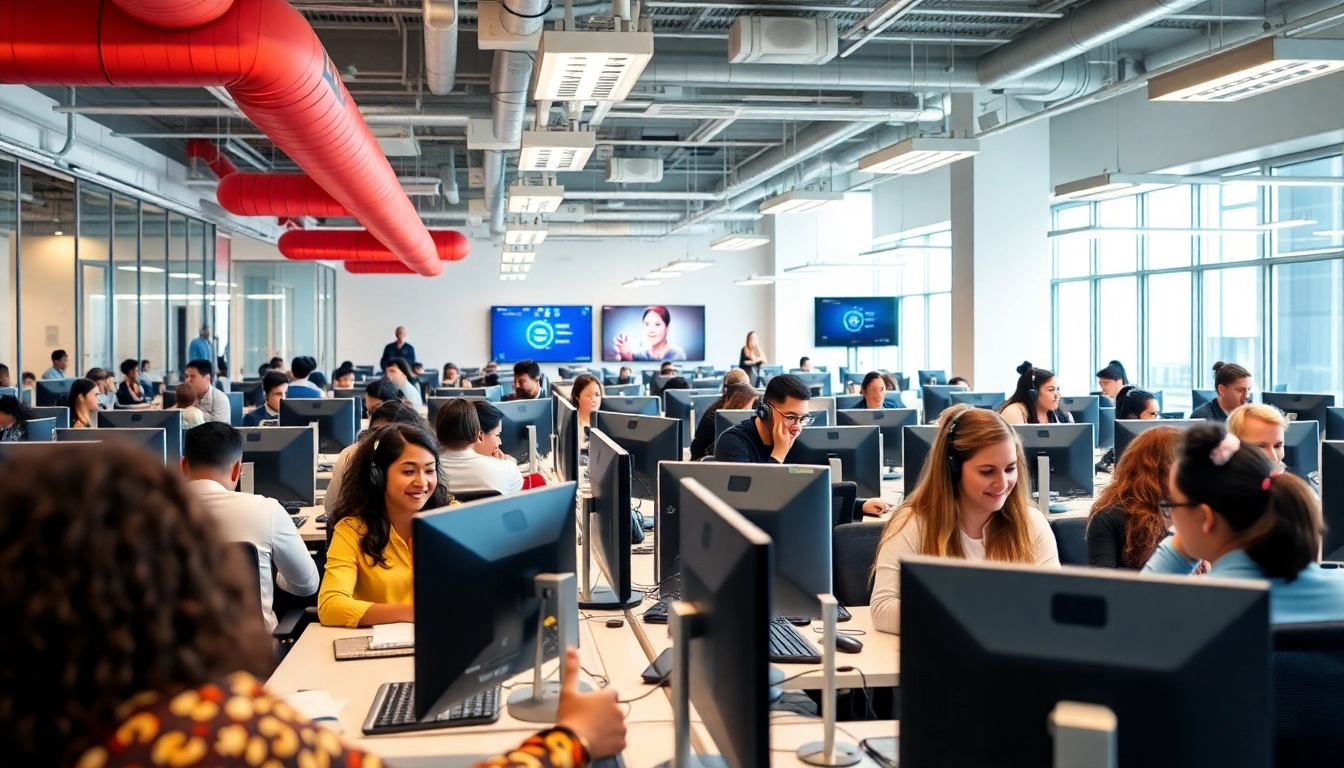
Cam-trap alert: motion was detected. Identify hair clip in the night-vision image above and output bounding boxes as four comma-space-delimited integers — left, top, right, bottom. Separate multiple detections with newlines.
1209, 433, 1240, 467
1261, 476, 1273, 492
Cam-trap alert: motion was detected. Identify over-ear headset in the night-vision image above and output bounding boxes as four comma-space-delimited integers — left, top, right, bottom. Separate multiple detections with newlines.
368, 437, 385, 488
1019, 361, 1039, 403
945, 411, 964, 486
756, 400, 773, 421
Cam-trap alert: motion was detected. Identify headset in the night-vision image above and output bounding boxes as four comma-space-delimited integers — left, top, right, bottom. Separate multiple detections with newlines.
756, 400, 773, 422
945, 410, 965, 486
368, 437, 384, 489
1025, 367, 1039, 403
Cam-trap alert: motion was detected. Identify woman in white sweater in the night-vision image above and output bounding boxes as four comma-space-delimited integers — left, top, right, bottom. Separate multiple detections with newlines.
870, 404, 1060, 634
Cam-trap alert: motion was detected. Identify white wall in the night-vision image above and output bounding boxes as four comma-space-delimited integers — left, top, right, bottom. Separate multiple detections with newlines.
18, 236, 75, 375
871, 168, 951, 241
335, 233, 771, 376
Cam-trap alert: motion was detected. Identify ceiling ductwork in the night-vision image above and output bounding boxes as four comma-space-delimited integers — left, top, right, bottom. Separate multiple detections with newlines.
113, 0, 234, 27
278, 228, 469, 262
423, 0, 459, 95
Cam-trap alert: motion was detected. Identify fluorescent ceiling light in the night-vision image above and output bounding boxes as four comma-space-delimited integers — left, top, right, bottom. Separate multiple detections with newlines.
504, 219, 549, 245
519, 131, 596, 172
661, 259, 715, 272
1219, 176, 1344, 187
1314, 229, 1344, 236
117, 265, 166, 273
710, 233, 771, 251
508, 184, 566, 213
532, 30, 654, 102
1053, 173, 1182, 201
1149, 38, 1344, 103
858, 137, 979, 175
502, 251, 537, 264
783, 262, 841, 274
622, 277, 661, 288
500, 263, 532, 274
499, 273, 527, 281
734, 277, 775, 286
759, 189, 845, 215
648, 269, 683, 278
1048, 219, 1315, 239
169, 272, 202, 279
244, 293, 286, 300
856, 244, 949, 259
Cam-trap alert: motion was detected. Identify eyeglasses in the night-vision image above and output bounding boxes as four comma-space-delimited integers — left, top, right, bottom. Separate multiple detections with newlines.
780, 413, 816, 427
1157, 499, 1198, 519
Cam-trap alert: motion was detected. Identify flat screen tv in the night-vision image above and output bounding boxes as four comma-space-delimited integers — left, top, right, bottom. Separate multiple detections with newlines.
601, 305, 706, 362
491, 305, 593, 363
814, 296, 898, 347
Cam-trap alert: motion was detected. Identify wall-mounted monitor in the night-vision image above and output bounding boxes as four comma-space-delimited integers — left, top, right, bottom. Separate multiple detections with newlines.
490, 305, 593, 363
814, 296, 898, 347
601, 305, 706, 362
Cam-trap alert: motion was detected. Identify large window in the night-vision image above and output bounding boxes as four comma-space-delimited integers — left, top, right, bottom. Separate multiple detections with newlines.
874, 229, 951, 376
1052, 148, 1344, 411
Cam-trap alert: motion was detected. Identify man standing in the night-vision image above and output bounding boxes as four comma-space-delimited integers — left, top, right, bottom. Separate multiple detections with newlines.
184, 359, 231, 423
506, 360, 542, 401
188, 325, 214, 372
380, 326, 417, 370
42, 349, 69, 380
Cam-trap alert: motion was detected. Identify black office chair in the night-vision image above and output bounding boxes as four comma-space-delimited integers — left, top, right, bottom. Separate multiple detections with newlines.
1272, 621, 1344, 768
232, 541, 312, 652
451, 488, 502, 503
1049, 516, 1089, 566
831, 522, 883, 607
831, 481, 858, 527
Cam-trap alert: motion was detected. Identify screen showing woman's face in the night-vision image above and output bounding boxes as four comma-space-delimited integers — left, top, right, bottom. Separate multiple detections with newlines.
644, 312, 668, 346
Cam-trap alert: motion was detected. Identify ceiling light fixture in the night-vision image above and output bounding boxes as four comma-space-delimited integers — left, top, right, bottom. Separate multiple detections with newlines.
1048, 219, 1316, 239
169, 272, 202, 279
660, 259, 715, 272
504, 218, 549, 245
783, 262, 842, 274
710, 233, 771, 251
1053, 173, 1184, 201
1219, 176, 1344, 187
622, 277, 661, 288
734, 277, 775, 286
1149, 38, 1344, 103
117, 265, 166, 273
759, 189, 845, 215
648, 269, 683, 278
532, 29, 655, 102
518, 131, 597, 172
858, 137, 980, 175
508, 184, 566, 213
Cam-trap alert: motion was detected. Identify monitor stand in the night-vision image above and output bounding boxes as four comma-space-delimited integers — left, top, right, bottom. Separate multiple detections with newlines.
577, 496, 644, 610
527, 424, 539, 475
658, 603, 728, 768
507, 572, 591, 722
1036, 455, 1068, 514
1049, 701, 1117, 768
797, 594, 861, 766
882, 465, 902, 481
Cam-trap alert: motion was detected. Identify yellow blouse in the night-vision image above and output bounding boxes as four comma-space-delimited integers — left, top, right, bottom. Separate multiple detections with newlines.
318, 516, 414, 627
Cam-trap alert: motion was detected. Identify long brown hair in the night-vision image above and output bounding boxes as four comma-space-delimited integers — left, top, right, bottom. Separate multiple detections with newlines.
1089, 426, 1180, 568
0, 443, 274, 765
879, 404, 1037, 562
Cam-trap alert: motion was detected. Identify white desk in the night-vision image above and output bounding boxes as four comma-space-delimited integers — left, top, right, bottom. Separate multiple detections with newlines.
764, 719, 898, 768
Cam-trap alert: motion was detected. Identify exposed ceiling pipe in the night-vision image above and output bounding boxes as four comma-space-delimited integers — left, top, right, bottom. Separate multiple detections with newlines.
560, 190, 723, 201
548, 221, 711, 237
418, 209, 760, 221
56, 103, 515, 126
345, 261, 417, 274
279, 228, 469, 262
456, 1, 611, 20
0, 0, 445, 275
423, 0, 459, 95
483, 149, 507, 234
483, 0, 540, 235
440, 153, 461, 205
1143, 0, 1344, 71
113, 0, 233, 27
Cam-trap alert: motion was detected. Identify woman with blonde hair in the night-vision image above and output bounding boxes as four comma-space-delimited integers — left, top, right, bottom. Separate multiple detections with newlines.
1087, 426, 1182, 569
1227, 403, 1288, 470
870, 404, 1059, 634
739, 331, 766, 385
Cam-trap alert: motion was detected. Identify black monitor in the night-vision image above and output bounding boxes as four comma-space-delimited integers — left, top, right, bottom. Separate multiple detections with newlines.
900, 557, 1271, 767
330, 387, 367, 421
593, 411, 681, 501
600, 396, 661, 417
917, 369, 947, 386
1192, 389, 1216, 410
1012, 423, 1095, 503
1099, 406, 1116, 449
785, 425, 882, 499
353, 365, 376, 377
1321, 441, 1344, 561
792, 371, 831, 397
29, 406, 70, 430
1058, 396, 1101, 447
434, 386, 504, 402
664, 388, 719, 449
1264, 392, 1336, 435
1114, 418, 1202, 462
1327, 407, 1344, 441
97, 410, 183, 464
834, 394, 862, 410
714, 409, 755, 442
279, 397, 359, 454
691, 377, 723, 390
583, 429, 642, 609
55, 427, 167, 463
237, 426, 317, 506
950, 391, 1006, 410
836, 408, 918, 474
412, 483, 578, 720
35, 378, 74, 407
902, 424, 940, 496
689, 392, 722, 421
605, 383, 642, 398
921, 385, 967, 424
416, 372, 438, 393
553, 395, 580, 484
231, 379, 265, 408
557, 366, 589, 380
1282, 420, 1320, 480
677, 478, 772, 768
497, 398, 554, 465
657, 462, 831, 616
23, 416, 56, 442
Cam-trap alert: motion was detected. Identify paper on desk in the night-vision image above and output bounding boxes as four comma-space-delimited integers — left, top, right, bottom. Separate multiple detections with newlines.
370, 621, 415, 649
279, 690, 348, 734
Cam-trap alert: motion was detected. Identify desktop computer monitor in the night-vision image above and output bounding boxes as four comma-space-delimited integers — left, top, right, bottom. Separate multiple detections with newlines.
1282, 420, 1320, 480
605, 383, 642, 398
593, 411, 681, 501
1327, 407, 1344, 441
97, 410, 183, 463
1099, 406, 1116, 449
279, 397, 359, 454
1322, 441, 1344, 561
1057, 396, 1101, 446
557, 366, 589, 380
434, 385, 504, 402
916, 370, 947, 386
900, 557, 1271, 767
584, 430, 641, 609
664, 388, 718, 449
691, 377, 723, 390
1192, 389, 1216, 411
792, 371, 831, 397
1263, 392, 1336, 434
549, 382, 574, 401
35, 379, 74, 407
225, 392, 243, 427
836, 408, 918, 474
690, 393, 723, 421
330, 387, 366, 420
902, 425, 940, 496
677, 478, 772, 768
785, 426, 881, 499
0, 386, 14, 399
416, 372, 438, 393
714, 409, 755, 443
29, 406, 70, 430
1012, 423, 1095, 501
657, 462, 831, 616
497, 399, 554, 465
55, 427, 167, 463
600, 396, 661, 417
353, 365, 375, 377
1114, 418, 1202, 462
834, 394, 862, 410
950, 391, 1006, 410
236, 426, 317, 506
553, 395, 580, 484
23, 416, 57, 442
231, 380, 265, 408
921, 385, 968, 424
412, 483, 578, 720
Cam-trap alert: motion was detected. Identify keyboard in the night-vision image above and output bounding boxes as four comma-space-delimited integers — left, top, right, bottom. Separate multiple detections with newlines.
361, 682, 500, 735
769, 617, 822, 664
646, 600, 851, 625
291, 516, 308, 529
333, 635, 415, 661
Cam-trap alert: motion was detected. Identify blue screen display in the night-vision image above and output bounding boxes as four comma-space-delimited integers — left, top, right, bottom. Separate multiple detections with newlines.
491, 306, 593, 363
814, 297, 898, 347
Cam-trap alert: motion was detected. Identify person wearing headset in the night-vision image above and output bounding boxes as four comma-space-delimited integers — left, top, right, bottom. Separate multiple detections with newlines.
714, 374, 814, 464
997, 362, 1074, 425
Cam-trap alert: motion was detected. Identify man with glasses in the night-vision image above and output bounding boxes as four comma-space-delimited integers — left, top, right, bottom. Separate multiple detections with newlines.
714, 374, 814, 464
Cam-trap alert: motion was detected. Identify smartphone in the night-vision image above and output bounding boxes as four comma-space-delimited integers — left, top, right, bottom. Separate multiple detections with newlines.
640, 648, 673, 685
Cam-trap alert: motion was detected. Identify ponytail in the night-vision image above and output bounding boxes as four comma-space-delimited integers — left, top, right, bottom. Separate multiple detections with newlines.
1243, 472, 1321, 581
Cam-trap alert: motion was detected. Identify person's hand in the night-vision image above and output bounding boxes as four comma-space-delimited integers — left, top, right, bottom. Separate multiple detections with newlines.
556, 648, 626, 759
862, 499, 888, 517
492, 448, 509, 461
614, 334, 631, 358
769, 414, 799, 462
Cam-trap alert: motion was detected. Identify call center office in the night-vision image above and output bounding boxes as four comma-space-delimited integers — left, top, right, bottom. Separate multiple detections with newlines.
6, 0, 1344, 766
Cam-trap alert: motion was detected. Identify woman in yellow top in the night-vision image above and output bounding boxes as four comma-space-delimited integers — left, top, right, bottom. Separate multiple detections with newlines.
319, 423, 451, 627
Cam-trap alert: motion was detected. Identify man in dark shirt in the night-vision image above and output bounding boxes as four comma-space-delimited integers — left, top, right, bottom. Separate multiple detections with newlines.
1190, 363, 1252, 423
380, 326, 417, 370
714, 374, 813, 464
505, 359, 542, 401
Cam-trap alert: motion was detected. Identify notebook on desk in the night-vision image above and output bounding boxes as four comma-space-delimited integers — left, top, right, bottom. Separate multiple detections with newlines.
333, 635, 415, 661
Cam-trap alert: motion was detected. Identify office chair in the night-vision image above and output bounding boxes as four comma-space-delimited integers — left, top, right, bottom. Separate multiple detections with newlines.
1272, 621, 1344, 768
831, 522, 883, 607
831, 481, 858, 527
451, 488, 502, 503
1048, 516, 1089, 566
233, 542, 311, 653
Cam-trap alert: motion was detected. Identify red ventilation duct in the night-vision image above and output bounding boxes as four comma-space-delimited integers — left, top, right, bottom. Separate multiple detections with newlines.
345, 261, 416, 274
185, 138, 238, 178
0, 0, 443, 276
216, 173, 349, 218
113, 0, 235, 27
279, 229, 469, 263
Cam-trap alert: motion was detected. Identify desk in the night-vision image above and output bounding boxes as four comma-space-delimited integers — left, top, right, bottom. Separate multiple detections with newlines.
765, 719, 898, 768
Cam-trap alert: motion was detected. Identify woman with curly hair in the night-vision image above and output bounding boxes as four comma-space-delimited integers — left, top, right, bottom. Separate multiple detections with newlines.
0, 442, 628, 768
1087, 425, 1181, 568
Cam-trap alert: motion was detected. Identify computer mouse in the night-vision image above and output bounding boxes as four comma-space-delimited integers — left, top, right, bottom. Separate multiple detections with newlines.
834, 635, 863, 654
